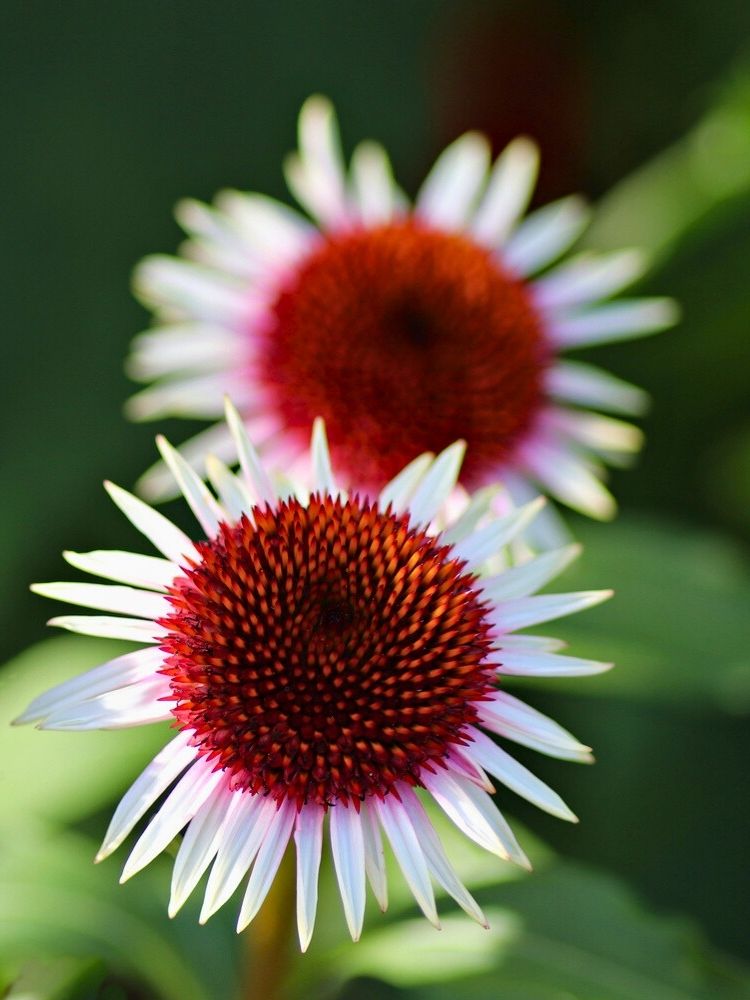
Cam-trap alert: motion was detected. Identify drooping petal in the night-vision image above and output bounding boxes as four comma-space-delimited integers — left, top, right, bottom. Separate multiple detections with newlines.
330, 804, 366, 942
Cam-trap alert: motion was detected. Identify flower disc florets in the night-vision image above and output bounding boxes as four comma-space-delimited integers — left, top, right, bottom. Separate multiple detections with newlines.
160, 494, 495, 809
263, 221, 549, 489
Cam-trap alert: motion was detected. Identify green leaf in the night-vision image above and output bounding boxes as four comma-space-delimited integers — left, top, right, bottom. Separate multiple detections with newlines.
511, 516, 750, 714
0, 636, 169, 829
331, 860, 750, 1000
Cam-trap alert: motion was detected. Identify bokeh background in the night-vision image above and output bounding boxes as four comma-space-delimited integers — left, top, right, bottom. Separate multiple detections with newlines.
2, 2, 750, 997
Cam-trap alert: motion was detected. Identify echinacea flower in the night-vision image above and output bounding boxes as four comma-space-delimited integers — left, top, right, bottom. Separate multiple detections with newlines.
16, 401, 611, 948
129, 96, 677, 524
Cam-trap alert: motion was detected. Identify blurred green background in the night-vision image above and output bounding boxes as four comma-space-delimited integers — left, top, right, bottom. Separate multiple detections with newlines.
2, 1, 749, 997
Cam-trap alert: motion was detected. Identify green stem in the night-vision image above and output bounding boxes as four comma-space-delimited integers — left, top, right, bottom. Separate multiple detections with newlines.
242, 851, 297, 1000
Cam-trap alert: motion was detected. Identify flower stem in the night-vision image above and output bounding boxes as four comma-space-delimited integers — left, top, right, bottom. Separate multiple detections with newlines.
242, 851, 297, 1000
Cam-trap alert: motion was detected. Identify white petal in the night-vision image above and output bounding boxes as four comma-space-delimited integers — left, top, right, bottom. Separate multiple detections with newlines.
361, 800, 388, 911
294, 803, 325, 951
285, 95, 349, 227
493, 589, 611, 632
550, 298, 679, 348
499, 634, 567, 653
105, 481, 197, 564
446, 747, 495, 793
135, 422, 239, 504
521, 442, 616, 520
169, 777, 235, 916
200, 793, 277, 923
121, 759, 223, 882
205, 455, 253, 523
127, 324, 246, 383
440, 486, 500, 545
351, 140, 399, 225
38, 675, 171, 730
546, 361, 650, 416
63, 550, 177, 592
311, 418, 337, 496
374, 795, 439, 928
481, 544, 581, 602
504, 196, 590, 276
549, 410, 643, 456
421, 769, 529, 868
478, 691, 592, 763
96, 732, 197, 860
465, 727, 577, 822
416, 132, 490, 230
32, 582, 168, 620
450, 497, 545, 569
471, 137, 539, 246
48, 615, 165, 643
133, 255, 255, 325
378, 453, 434, 515
533, 248, 648, 309
237, 799, 296, 932
215, 190, 314, 266
13, 647, 165, 727
496, 647, 612, 677
398, 785, 488, 926
156, 436, 224, 538
406, 441, 465, 527
126, 373, 248, 422
330, 804, 366, 942
224, 398, 277, 506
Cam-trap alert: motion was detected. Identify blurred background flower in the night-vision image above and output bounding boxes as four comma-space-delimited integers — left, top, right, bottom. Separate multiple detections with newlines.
2, 1, 749, 998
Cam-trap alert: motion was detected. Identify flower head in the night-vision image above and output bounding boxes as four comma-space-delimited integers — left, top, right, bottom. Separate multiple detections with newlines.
129, 96, 677, 521
17, 402, 611, 948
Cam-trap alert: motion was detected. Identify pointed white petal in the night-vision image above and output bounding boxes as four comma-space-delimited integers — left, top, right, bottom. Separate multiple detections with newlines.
126, 373, 246, 422
105, 481, 197, 564
533, 248, 648, 309
13, 647, 165, 726
496, 648, 612, 677
378, 453, 434, 515
224, 398, 277, 506
32, 582, 168, 620
47, 615, 165, 643
504, 196, 590, 276
374, 794, 439, 928
136, 422, 239, 504
38, 675, 171, 730
200, 794, 277, 923
205, 455, 253, 523
471, 137, 539, 246
156, 436, 224, 538
546, 361, 649, 416
498, 634, 566, 653
97, 732, 197, 860
361, 800, 388, 911
237, 800, 296, 932
311, 418, 337, 496
63, 550, 177, 592
133, 255, 254, 325
416, 132, 490, 230
481, 544, 581, 602
215, 190, 314, 266
330, 804, 366, 942
351, 140, 399, 225
285, 95, 349, 227
450, 497, 545, 568
522, 443, 616, 520
127, 324, 246, 383
294, 803, 325, 951
446, 748, 495, 793
493, 589, 611, 632
550, 298, 679, 348
465, 727, 577, 822
421, 769, 529, 868
550, 410, 643, 456
440, 486, 500, 545
398, 786, 488, 926
121, 759, 223, 882
478, 692, 593, 763
169, 778, 235, 916
406, 441, 465, 527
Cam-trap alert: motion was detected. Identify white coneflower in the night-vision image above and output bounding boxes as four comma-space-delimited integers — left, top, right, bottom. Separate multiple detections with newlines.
17, 400, 611, 949
129, 96, 677, 524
